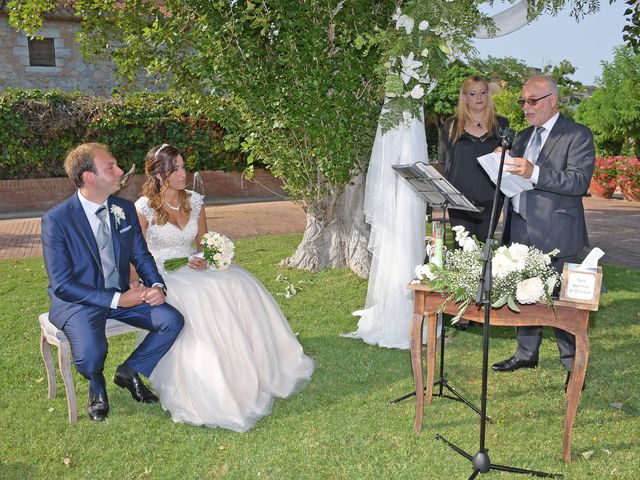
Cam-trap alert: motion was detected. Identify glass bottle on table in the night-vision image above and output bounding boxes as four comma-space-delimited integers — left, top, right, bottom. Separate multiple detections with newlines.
431, 221, 444, 268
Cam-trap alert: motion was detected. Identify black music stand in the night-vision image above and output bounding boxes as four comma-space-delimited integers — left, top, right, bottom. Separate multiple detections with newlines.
389, 162, 487, 420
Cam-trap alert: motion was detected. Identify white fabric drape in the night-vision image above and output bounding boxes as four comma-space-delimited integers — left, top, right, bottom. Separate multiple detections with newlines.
344, 109, 427, 349
474, 0, 530, 39
345, 2, 530, 349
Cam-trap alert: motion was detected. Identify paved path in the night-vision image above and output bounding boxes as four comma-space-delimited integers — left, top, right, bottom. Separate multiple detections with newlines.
0, 197, 638, 270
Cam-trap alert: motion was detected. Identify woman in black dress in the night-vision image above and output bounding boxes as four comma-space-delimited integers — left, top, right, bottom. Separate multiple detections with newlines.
438, 75, 509, 242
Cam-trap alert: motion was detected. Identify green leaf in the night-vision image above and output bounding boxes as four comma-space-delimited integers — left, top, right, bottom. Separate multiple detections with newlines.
506, 295, 520, 312
492, 296, 508, 308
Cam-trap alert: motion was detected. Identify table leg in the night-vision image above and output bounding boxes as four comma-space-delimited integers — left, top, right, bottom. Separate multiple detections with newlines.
563, 326, 589, 463
411, 312, 425, 432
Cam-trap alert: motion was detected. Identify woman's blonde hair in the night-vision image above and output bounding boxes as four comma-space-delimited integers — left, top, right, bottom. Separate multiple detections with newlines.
141, 144, 191, 225
449, 75, 498, 142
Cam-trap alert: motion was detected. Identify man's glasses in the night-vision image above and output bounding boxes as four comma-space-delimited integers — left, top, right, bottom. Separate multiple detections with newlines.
517, 92, 552, 106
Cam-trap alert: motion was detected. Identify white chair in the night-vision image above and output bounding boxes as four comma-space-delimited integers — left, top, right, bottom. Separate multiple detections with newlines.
38, 312, 141, 423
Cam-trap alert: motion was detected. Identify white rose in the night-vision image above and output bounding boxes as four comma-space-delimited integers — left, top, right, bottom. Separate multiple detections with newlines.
508, 243, 529, 270
516, 277, 545, 304
546, 275, 558, 295
410, 84, 424, 99
418, 20, 430, 31
461, 237, 477, 252
451, 225, 468, 246
492, 248, 515, 278
415, 263, 437, 281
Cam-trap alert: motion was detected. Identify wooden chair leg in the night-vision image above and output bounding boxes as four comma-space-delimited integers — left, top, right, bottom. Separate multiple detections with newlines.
57, 342, 78, 423
40, 331, 57, 400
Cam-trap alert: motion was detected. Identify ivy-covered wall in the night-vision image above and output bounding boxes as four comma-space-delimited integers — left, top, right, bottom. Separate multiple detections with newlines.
0, 89, 246, 180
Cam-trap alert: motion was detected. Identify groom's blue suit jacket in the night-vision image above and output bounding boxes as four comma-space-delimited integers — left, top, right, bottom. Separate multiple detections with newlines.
42, 193, 163, 329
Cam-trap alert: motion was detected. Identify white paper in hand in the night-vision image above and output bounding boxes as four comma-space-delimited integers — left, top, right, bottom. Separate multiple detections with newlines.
478, 151, 534, 198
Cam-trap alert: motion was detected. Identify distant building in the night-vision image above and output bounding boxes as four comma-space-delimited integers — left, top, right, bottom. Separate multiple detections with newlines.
0, 0, 158, 96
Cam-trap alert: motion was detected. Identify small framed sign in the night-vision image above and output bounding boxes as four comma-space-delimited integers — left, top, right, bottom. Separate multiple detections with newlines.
559, 264, 603, 311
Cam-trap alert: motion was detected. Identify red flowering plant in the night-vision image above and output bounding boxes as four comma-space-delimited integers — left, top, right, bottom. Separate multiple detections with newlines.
591, 156, 619, 191
616, 156, 640, 199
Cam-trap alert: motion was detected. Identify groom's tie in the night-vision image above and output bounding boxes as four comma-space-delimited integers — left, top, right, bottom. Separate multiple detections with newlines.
514, 127, 545, 220
95, 206, 121, 289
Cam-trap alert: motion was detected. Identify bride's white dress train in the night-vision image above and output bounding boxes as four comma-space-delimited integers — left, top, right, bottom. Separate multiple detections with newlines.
135, 192, 314, 432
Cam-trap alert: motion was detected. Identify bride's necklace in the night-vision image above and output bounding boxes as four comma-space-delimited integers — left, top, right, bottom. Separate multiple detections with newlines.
471, 119, 483, 128
164, 200, 181, 211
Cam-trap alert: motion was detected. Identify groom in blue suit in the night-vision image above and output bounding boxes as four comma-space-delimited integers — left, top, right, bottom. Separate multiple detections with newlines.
42, 143, 184, 421
492, 76, 595, 388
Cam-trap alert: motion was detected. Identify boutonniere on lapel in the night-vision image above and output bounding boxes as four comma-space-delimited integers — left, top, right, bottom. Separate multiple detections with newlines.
110, 204, 126, 229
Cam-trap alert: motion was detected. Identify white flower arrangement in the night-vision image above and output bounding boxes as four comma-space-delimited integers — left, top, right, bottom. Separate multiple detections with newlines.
164, 231, 234, 272
110, 204, 125, 229
199, 231, 235, 270
415, 226, 560, 322
379, 6, 464, 132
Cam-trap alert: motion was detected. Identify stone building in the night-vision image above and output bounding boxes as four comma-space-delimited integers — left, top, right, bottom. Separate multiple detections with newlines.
1, 1, 121, 96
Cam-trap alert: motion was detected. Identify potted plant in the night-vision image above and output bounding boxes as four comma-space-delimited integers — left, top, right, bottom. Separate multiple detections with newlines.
617, 156, 640, 202
589, 156, 618, 198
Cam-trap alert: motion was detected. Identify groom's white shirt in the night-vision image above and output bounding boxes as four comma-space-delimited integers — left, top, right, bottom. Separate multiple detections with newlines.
77, 191, 120, 309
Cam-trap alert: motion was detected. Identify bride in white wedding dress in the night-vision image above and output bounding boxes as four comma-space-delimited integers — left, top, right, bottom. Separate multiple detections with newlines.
134, 144, 314, 432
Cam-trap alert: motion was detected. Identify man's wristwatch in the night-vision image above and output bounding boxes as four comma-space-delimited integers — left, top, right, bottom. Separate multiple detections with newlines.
152, 282, 167, 296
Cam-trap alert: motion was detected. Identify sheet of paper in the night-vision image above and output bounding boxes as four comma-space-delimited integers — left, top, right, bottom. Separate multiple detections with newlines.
477, 151, 534, 198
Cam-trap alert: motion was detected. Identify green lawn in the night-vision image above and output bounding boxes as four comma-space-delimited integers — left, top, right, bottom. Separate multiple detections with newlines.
1, 234, 639, 479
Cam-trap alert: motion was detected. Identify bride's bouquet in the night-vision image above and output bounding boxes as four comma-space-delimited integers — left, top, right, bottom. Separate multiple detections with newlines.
415, 226, 560, 322
164, 231, 235, 272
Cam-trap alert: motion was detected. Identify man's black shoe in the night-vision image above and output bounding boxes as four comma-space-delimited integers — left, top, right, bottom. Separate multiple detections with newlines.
564, 371, 586, 393
491, 356, 538, 372
113, 367, 158, 404
88, 391, 109, 421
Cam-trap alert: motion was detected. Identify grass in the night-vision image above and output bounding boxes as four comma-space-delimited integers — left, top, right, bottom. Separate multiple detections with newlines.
1, 234, 639, 479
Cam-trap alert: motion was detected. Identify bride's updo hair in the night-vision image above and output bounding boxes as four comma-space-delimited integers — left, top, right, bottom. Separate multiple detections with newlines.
141, 144, 192, 225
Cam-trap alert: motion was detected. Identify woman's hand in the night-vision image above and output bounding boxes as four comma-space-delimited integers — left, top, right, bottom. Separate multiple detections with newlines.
188, 254, 207, 271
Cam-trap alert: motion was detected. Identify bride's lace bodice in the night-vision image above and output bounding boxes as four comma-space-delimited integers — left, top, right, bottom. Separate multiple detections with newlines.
135, 191, 204, 273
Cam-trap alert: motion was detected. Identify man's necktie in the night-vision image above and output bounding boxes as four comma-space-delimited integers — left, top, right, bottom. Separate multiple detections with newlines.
514, 127, 545, 220
95, 206, 120, 289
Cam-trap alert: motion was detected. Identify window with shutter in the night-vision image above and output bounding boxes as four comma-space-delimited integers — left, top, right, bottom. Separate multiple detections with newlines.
28, 38, 56, 67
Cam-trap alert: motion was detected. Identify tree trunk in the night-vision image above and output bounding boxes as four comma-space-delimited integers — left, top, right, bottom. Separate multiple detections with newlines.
281, 171, 371, 278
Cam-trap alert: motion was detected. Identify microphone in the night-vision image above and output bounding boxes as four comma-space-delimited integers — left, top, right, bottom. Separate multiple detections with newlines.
499, 127, 516, 148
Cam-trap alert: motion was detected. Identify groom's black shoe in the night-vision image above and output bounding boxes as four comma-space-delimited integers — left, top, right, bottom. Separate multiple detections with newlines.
113, 366, 158, 404
88, 390, 109, 421
491, 356, 538, 372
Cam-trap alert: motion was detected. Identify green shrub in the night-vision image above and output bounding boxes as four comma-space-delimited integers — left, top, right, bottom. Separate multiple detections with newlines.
0, 89, 245, 180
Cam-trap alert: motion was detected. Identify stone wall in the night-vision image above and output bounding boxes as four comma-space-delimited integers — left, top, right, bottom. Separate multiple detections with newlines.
0, 169, 288, 217
0, 17, 121, 96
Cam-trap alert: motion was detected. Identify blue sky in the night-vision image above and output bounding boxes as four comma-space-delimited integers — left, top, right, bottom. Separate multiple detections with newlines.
472, 1, 629, 85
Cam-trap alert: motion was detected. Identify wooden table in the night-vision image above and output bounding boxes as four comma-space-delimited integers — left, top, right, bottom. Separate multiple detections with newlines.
409, 285, 591, 463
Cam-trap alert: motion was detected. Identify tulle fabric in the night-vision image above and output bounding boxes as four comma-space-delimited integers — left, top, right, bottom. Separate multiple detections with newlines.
474, 0, 529, 39
150, 265, 314, 432
344, 109, 428, 349
135, 193, 314, 432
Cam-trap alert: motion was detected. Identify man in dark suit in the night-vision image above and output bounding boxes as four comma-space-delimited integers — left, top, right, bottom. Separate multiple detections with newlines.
491, 76, 595, 385
41, 143, 184, 421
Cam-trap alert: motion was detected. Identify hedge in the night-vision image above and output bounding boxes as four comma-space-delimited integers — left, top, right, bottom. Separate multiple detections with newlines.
0, 89, 245, 180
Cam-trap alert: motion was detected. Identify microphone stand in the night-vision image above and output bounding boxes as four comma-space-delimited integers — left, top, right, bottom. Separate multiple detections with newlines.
435, 130, 563, 479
